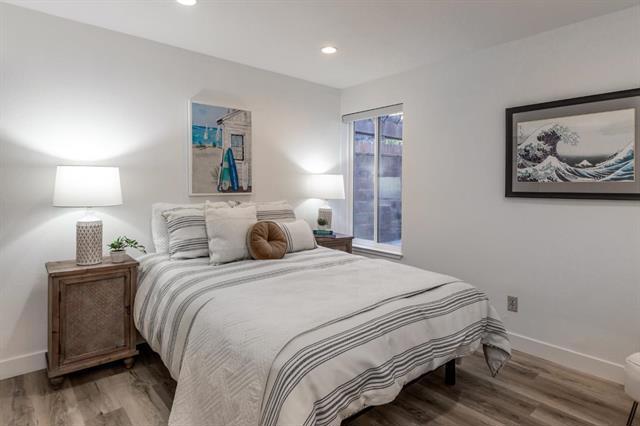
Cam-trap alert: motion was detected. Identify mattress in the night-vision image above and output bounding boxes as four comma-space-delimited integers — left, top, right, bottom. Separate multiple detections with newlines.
134, 247, 510, 426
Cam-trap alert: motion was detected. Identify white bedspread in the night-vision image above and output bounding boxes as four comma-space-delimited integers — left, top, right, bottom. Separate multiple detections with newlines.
134, 248, 510, 426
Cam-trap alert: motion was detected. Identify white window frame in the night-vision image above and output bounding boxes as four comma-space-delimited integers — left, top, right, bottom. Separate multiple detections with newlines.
344, 104, 403, 258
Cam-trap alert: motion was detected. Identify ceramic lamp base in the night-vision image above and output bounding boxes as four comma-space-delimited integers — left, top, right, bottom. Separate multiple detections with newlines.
76, 212, 103, 266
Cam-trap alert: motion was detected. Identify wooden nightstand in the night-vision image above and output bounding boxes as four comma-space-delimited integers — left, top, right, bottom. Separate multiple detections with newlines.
315, 233, 354, 253
46, 255, 139, 386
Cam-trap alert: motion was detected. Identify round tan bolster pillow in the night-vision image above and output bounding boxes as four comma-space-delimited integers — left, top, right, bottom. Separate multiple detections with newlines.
247, 221, 288, 260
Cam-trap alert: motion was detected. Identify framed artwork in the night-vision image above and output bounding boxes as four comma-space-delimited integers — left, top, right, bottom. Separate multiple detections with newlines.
189, 101, 252, 195
506, 88, 640, 200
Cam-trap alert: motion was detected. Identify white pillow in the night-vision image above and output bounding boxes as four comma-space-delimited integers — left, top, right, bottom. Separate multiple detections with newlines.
162, 208, 209, 259
205, 202, 257, 265
278, 220, 317, 253
151, 202, 228, 253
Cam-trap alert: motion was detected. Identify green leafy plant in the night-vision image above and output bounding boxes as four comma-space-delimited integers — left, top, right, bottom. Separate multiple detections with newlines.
107, 236, 146, 253
317, 217, 328, 227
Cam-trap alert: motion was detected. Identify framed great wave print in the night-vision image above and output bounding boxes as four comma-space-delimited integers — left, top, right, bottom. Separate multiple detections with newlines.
506, 88, 640, 200
189, 101, 252, 195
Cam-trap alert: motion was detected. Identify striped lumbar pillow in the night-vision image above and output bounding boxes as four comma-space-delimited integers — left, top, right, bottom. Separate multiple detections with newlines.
238, 201, 296, 222
277, 219, 317, 253
162, 207, 210, 259
257, 202, 296, 222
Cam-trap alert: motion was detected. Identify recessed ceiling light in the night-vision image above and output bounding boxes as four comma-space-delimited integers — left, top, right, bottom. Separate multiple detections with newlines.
177, 0, 197, 5
321, 46, 337, 55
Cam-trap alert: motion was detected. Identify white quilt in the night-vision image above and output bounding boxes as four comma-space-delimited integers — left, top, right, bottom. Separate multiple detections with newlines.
134, 248, 510, 426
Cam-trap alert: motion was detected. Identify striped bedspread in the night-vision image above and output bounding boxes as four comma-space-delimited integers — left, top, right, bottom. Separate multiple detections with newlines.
134, 248, 510, 426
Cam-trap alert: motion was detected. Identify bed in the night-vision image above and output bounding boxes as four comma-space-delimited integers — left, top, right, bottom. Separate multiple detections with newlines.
134, 247, 511, 426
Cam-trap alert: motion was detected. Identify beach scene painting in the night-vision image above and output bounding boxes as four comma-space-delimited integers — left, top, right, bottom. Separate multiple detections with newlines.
516, 108, 635, 183
190, 102, 252, 195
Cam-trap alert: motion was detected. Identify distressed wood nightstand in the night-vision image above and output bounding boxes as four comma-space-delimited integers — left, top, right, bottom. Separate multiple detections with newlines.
315, 233, 354, 253
46, 255, 139, 387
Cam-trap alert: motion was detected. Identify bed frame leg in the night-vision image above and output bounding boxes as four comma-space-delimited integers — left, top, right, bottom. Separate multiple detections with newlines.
627, 401, 638, 426
445, 359, 456, 386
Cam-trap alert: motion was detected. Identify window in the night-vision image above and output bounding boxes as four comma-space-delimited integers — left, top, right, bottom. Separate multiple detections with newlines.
230, 134, 245, 160
347, 105, 403, 254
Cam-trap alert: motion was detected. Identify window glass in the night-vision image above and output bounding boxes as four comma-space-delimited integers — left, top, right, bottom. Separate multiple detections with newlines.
377, 114, 403, 246
353, 118, 375, 241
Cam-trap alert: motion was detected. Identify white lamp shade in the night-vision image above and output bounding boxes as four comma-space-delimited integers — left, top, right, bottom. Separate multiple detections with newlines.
53, 166, 123, 207
306, 174, 345, 200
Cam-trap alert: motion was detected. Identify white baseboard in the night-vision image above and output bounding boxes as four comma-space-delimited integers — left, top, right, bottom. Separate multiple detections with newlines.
508, 331, 625, 384
0, 350, 46, 381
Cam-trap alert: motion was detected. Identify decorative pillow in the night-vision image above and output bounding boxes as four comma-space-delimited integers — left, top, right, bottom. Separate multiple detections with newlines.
246, 221, 288, 260
161, 208, 210, 259
151, 201, 229, 253
205, 203, 257, 265
237, 201, 296, 222
277, 219, 317, 253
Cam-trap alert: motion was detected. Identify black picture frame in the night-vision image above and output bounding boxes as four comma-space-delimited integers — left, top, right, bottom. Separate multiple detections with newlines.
506, 88, 640, 200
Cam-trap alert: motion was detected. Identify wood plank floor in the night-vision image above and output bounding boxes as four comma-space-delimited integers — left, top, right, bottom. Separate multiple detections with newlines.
0, 345, 634, 426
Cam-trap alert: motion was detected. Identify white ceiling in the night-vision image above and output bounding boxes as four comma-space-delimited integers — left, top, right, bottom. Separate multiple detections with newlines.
5, 0, 639, 88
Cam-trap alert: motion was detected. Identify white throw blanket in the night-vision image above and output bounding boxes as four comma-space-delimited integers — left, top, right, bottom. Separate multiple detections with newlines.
134, 248, 510, 426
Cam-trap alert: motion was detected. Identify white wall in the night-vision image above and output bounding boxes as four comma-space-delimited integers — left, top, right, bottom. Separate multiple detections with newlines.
342, 7, 640, 382
0, 4, 342, 379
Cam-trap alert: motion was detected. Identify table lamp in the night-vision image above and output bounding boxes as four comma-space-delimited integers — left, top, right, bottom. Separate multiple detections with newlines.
306, 174, 345, 231
53, 166, 123, 265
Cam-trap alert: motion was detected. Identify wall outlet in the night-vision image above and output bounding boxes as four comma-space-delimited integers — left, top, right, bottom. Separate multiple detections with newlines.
507, 296, 518, 312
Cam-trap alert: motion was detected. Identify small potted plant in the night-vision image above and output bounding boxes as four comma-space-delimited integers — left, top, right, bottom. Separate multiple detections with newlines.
107, 236, 146, 263
317, 217, 329, 230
